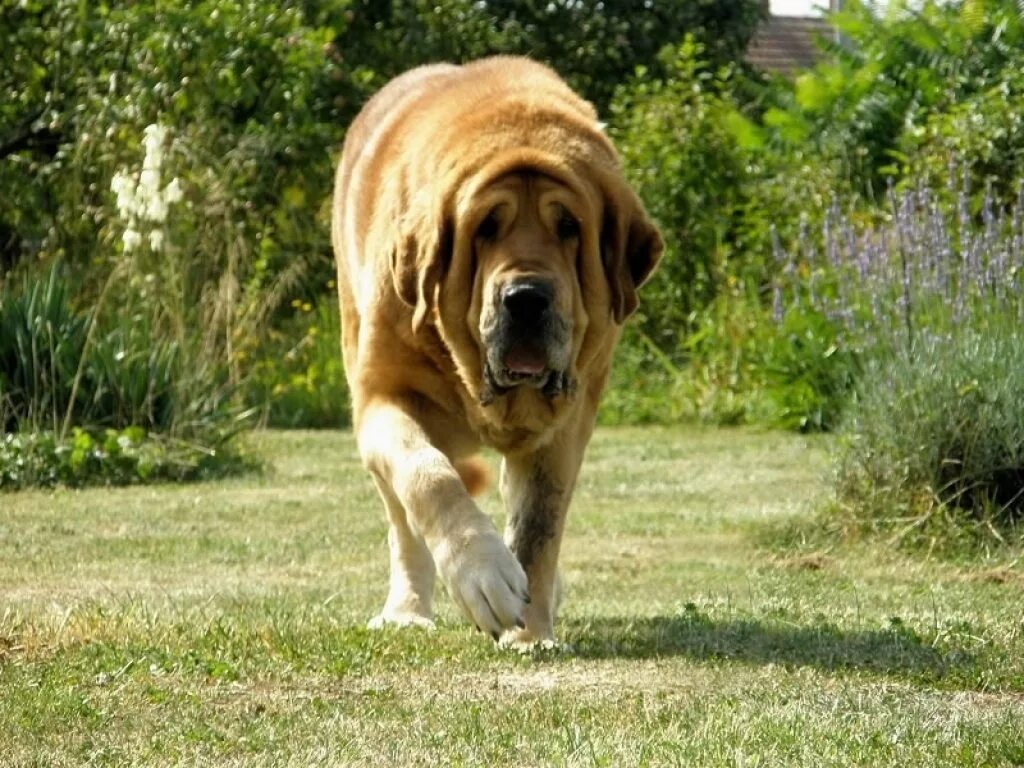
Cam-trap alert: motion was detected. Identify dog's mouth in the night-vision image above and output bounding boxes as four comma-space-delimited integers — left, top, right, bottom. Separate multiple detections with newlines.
480, 342, 574, 405
502, 343, 548, 382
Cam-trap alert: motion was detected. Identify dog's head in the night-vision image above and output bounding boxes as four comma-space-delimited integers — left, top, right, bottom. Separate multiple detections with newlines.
391, 145, 661, 409
468, 172, 579, 401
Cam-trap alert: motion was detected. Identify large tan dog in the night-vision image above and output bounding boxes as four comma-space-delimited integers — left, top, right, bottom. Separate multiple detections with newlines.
332, 56, 661, 647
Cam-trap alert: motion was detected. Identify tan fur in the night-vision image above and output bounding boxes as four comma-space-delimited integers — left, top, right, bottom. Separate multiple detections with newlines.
332, 56, 661, 645
454, 457, 490, 499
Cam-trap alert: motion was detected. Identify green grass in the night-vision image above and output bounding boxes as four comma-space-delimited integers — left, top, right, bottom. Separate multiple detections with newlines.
2, 426, 1023, 766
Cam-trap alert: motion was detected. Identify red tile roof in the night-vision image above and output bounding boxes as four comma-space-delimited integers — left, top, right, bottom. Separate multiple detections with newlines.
746, 16, 834, 75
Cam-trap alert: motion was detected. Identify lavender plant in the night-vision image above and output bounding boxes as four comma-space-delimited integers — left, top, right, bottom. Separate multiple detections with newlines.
774, 173, 1024, 543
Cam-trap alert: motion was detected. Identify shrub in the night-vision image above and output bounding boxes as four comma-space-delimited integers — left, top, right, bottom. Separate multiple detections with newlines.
761, 0, 1024, 203
774, 175, 1024, 545
904, 62, 1024, 208
759, 302, 854, 432
598, 326, 690, 426
0, 0, 347, 280
673, 291, 773, 427
2, 1, 766, 434
335, 0, 765, 114
0, 264, 252, 488
0, 427, 252, 491
607, 39, 847, 429
245, 295, 349, 428
837, 327, 1024, 549
0, 263, 90, 433
610, 39, 760, 347
660, 288, 854, 431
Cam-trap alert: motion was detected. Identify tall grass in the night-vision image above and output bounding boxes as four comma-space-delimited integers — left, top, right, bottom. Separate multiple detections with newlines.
0, 263, 245, 438
0, 262, 253, 489
245, 296, 349, 428
774, 174, 1024, 546
0, 265, 90, 434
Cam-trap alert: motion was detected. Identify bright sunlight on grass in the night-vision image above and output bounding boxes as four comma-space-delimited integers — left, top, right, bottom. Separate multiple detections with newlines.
2, 427, 1022, 766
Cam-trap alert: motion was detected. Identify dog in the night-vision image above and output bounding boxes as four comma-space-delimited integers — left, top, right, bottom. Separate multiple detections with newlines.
331, 56, 662, 647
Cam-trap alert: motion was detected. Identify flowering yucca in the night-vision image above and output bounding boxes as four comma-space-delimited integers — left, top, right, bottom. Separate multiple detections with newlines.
110, 124, 184, 252
774, 172, 1024, 543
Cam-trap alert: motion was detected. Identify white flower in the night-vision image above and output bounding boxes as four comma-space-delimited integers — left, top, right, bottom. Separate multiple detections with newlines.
122, 228, 141, 252
146, 195, 168, 223
142, 124, 168, 170
110, 123, 182, 248
164, 177, 183, 204
110, 170, 130, 196
139, 168, 161, 199
111, 171, 140, 220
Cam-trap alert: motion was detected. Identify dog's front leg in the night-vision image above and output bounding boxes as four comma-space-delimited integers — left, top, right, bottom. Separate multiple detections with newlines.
357, 399, 529, 638
366, 474, 437, 629
499, 427, 588, 648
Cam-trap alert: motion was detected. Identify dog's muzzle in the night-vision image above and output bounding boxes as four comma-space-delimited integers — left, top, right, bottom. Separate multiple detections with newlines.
480, 279, 574, 405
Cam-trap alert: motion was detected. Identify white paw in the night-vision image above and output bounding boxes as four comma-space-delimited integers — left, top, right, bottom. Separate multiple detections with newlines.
497, 632, 567, 655
435, 528, 529, 639
367, 612, 436, 631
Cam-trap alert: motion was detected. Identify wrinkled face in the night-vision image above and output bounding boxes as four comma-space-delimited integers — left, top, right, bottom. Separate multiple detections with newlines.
468, 173, 587, 403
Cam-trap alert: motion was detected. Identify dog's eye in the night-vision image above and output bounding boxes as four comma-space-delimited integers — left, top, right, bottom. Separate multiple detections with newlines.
556, 212, 580, 241
476, 213, 499, 241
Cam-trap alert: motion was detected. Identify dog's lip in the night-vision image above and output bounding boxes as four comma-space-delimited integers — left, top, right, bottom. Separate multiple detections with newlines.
495, 365, 549, 386
484, 358, 549, 390
501, 368, 548, 385
481, 359, 574, 405
502, 344, 548, 378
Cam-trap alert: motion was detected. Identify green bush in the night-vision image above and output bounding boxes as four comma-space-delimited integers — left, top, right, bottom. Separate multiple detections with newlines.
598, 325, 689, 426
0, 264, 252, 487
335, 0, 765, 114
0, 263, 244, 436
760, 305, 854, 432
1, 2, 353, 451
0, 263, 90, 433
774, 177, 1024, 545
2, 0, 766, 435
0, 427, 253, 490
606, 39, 851, 429
673, 291, 772, 426
605, 1, 1024, 433
245, 295, 349, 428
610, 39, 762, 347
836, 328, 1024, 549
904, 62, 1024, 207
0, 0, 347, 278
761, 0, 1024, 203
652, 289, 854, 431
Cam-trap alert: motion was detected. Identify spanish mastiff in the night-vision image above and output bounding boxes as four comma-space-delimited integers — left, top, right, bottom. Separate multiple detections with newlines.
332, 56, 662, 647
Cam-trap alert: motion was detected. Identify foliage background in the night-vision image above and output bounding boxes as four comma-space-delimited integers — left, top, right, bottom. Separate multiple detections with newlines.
4, 0, 1024, 534
0, 0, 766, 434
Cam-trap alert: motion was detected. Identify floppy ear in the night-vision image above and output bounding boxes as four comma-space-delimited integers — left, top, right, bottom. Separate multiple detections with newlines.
391, 202, 453, 333
602, 197, 663, 324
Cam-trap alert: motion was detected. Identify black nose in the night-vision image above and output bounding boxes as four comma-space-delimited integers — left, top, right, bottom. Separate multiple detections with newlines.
501, 280, 553, 321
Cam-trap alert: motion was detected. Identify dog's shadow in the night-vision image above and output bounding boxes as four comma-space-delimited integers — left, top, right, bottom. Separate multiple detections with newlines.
563, 608, 970, 679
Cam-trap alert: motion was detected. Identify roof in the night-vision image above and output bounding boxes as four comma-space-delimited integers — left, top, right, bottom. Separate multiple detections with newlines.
746, 15, 834, 75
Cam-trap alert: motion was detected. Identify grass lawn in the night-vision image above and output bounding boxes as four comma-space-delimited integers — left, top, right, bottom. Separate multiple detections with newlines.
1, 426, 1022, 766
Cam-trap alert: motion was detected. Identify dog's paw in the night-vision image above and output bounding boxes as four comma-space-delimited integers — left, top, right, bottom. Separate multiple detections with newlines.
435, 529, 529, 639
367, 611, 436, 631
497, 631, 569, 655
